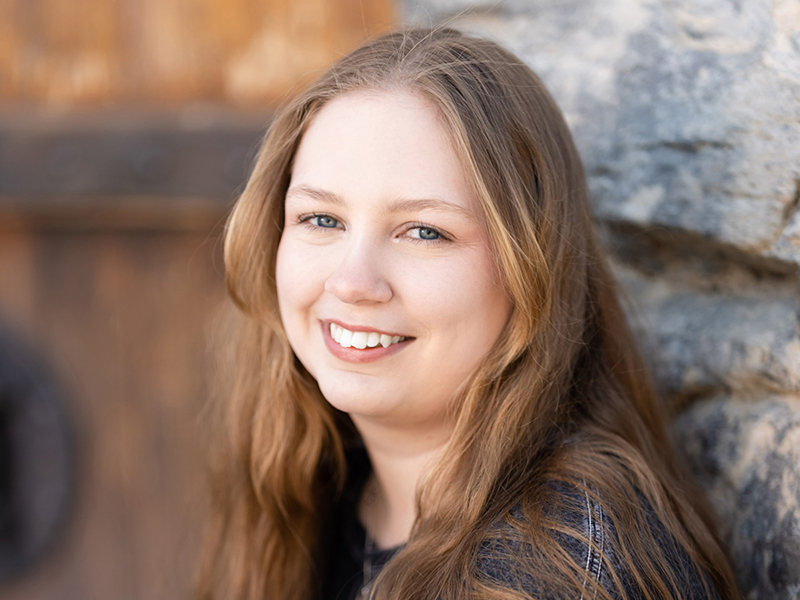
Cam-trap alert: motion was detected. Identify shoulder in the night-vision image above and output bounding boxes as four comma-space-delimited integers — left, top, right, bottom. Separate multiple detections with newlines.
475, 480, 720, 600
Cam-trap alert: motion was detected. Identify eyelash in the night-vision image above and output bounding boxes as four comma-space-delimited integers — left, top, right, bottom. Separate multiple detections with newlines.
296, 213, 450, 245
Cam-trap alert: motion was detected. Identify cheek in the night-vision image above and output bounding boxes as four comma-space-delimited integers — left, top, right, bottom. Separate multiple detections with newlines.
275, 237, 317, 335
404, 250, 509, 341
275, 237, 331, 381
274, 239, 292, 315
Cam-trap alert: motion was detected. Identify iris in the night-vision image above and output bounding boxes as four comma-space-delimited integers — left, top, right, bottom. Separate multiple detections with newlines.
315, 215, 338, 228
417, 227, 439, 240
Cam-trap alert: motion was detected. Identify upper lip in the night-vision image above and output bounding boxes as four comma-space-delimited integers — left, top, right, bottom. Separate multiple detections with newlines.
324, 319, 413, 339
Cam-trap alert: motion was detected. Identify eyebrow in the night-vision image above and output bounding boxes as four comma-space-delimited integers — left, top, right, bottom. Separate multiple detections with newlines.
285, 184, 476, 219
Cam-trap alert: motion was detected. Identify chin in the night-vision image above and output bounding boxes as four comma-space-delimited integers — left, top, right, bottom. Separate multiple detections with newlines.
316, 378, 400, 418
318, 387, 383, 415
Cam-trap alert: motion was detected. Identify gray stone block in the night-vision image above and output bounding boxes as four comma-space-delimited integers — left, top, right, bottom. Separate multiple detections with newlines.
675, 396, 800, 600
403, 0, 800, 268
610, 259, 800, 404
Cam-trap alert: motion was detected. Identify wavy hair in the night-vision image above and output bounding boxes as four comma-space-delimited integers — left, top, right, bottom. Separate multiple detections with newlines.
196, 27, 739, 600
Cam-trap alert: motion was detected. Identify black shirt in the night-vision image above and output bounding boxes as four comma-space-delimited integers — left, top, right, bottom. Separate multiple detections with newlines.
321, 449, 402, 600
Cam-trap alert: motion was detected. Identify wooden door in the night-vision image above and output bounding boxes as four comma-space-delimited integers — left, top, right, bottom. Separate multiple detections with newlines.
0, 1, 394, 598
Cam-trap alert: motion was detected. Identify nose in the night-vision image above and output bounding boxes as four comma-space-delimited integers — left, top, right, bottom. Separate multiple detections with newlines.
324, 238, 393, 304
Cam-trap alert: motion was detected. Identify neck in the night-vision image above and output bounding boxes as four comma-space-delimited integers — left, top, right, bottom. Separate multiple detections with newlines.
353, 416, 451, 549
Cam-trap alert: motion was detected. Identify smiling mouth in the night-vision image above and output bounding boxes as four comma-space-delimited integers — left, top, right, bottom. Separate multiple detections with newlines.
329, 322, 410, 349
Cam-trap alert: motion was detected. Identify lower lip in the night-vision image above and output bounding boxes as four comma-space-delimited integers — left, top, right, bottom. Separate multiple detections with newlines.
321, 322, 412, 363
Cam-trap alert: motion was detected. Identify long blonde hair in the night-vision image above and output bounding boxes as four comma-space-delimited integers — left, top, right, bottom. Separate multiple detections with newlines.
197, 27, 739, 600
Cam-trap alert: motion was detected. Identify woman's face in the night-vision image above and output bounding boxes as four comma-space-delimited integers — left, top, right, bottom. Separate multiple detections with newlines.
276, 90, 512, 437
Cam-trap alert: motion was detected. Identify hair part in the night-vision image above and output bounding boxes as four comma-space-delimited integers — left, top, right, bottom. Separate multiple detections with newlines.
197, 26, 739, 600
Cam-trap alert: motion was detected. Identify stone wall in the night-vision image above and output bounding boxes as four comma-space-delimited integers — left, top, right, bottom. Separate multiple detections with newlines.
402, 1, 800, 598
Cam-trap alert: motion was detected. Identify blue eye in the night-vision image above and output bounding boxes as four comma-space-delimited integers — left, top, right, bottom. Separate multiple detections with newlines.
412, 227, 441, 240
405, 224, 448, 244
312, 215, 338, 228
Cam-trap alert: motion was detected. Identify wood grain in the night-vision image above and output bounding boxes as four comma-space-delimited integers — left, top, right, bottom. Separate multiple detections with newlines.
0, 230, 227, 599
0, 0, 395, 106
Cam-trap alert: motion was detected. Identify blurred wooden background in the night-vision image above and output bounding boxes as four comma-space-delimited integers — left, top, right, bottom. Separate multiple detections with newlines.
0, 0, 394, 598
0, 0, 393, 106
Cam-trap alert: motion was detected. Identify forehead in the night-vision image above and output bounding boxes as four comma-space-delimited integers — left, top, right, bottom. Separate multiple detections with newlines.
289, 89, 478, 214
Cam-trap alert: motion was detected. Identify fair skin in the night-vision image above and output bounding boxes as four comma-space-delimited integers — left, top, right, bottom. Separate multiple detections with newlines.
275, 89, 512, 548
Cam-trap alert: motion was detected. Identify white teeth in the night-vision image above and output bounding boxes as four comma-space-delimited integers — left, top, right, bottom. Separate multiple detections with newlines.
351, 331, 368, 349
328, 323, 407, 350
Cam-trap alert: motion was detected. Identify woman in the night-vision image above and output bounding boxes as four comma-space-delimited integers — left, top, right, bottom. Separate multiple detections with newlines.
197, 27, 740, 600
